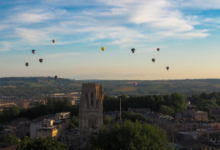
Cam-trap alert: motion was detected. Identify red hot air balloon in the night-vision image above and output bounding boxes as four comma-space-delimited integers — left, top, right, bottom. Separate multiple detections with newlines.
152, 58, 155, 63
52, 39, 55, 43
131, 48, 135, 53
166, 66, 169, 70
157, 48, 160, 51
32, 50, 35, 54
133, 83, 137, 87
25, 62, 29, 67
39, 59, 43, 63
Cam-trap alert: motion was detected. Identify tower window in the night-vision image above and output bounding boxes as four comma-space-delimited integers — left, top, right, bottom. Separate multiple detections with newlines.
91, 99, 93, 105
91, 93, 93, 98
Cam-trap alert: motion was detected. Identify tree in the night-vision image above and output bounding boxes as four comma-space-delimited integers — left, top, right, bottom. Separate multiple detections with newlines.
17, 136, 68, 150
159, 105, 175, 116
68, 116, 79, 130
103, 116, 113, 125
0, 134, 19, 144
90, 120, 174, 150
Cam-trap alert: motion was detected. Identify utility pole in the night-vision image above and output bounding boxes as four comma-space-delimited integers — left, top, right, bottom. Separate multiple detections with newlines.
120, 97, 121, 121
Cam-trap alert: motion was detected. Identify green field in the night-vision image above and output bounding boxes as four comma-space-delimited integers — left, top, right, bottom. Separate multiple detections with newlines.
0, 77, 220, 97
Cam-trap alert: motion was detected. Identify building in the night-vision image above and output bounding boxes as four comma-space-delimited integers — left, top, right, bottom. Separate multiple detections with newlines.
37, 119, 58, 138
211, 106, 220, 119
192, 111, 208, 120
79, 83, 104, 135
30, 112, 70, 139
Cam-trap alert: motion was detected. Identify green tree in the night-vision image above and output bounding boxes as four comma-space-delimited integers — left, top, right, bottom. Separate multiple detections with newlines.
159, 105, 175, 116
0, 134, 19, 144
68, 116, 79, 130
90, 120, 174, 150
17, 136, 68, 150
103, 116, 113, 125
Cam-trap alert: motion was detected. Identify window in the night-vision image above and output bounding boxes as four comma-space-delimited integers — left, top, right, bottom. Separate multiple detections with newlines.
91, 99, 93, 105
86, 93, 88, 99
91, 93, 93, 98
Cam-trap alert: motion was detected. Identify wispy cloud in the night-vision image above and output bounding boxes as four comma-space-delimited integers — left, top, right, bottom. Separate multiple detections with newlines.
43, 52, 83, 59
0, 42, 11, 51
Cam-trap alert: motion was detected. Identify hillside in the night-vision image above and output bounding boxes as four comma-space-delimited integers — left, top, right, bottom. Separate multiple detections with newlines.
0, 77, 220, 97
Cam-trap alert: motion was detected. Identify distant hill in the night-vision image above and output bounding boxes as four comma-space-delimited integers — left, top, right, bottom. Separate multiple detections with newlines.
0, 77, 220, 97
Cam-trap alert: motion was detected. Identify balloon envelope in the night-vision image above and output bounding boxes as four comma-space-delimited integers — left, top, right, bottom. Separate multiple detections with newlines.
157, 48, 160, 51
133, 83, 137, 87
55, 75, 58, 80
152, 58, 155, 62
52, 39, 55, 43
166, 66, 169, 70
39, 59, 43, 63
131, 48, 135, 53
32, 50, 35, 54
25, 62, 28, 66
101, 47, 105, 51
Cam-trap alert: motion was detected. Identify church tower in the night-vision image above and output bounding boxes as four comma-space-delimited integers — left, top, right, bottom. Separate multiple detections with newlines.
79, 83, 104, 135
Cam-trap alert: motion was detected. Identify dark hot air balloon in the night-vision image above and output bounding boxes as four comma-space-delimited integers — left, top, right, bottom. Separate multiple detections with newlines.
133, 82, 137, 87
157, 48, 160, 51
152, 58, 155, 62
166, 66, 169, 70
32, 50, 35, 54
52, 39, 55, 43
39, 59, 43, 63
55, 75, 58, 80
25, 62, 28, 67
131, 48, 135, 53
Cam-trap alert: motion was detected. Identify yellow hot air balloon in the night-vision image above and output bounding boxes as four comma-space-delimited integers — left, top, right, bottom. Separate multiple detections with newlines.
101, 47, 105, 51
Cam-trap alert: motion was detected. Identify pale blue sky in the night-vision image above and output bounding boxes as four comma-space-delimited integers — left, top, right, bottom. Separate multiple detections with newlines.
1, 0, 220, 80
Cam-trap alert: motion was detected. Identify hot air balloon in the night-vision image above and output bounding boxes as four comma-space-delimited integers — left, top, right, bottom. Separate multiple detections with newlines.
166, 66, 169, 70
25, 62, 28, 67
101, 47, 105, 51
55, 75, 58, 80
157, 48, 160, 51
32, 50, 35, 54
39, 59, 43, 63
133, 83, 137, 87
131, 48, 135, 53
52, 39, 55, 43
152, 58, 155, 63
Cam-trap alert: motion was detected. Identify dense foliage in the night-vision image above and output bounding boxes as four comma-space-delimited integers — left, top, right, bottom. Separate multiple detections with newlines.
115, 112, 145, 122
17, 136, 68, 150
187, 92, 220, 120
0, 134, 19, 144
68, 116, 79, 130
103, 93, 186, 115
1, 77, 220, 97
90, 120, 174, 150
0, 98, 79, 124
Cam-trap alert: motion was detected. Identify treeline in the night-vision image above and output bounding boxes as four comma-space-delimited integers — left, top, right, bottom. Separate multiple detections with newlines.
0, 134, 67, 150
0, 86, 80, 98
0, 98, 79, 124
1, 77, 220, 97
187, 92, 220, 118
103, 93, 186, 116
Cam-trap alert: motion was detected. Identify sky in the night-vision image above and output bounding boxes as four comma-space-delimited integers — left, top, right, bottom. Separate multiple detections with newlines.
1, 0, 220, 80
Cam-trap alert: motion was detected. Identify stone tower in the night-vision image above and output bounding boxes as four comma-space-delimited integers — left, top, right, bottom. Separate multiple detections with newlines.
79, 83, 104, 135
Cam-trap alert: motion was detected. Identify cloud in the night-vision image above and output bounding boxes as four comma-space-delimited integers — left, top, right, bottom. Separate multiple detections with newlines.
15, 28, 50, 43
0, 42, 11, 51
12, 13, 53, 24
43, 52, 82, 59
